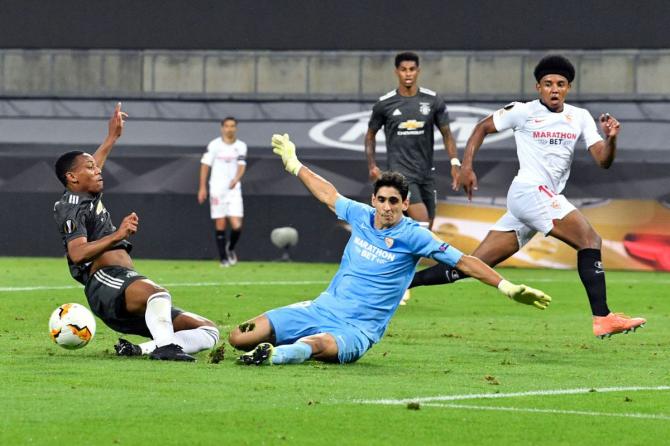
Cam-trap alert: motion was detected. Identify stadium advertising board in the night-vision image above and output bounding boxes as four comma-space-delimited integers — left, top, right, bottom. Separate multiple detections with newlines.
0, 99, 669, 267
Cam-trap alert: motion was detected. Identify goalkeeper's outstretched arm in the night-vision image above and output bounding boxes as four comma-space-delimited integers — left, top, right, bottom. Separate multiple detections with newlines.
456, 254, 552, 310
271, 133, 339, 212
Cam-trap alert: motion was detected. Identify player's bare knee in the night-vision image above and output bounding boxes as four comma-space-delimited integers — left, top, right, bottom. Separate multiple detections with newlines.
228, 329, 243, 349
228, 325, 256, 350
579, 230, 601, 250
297, 337, 321, 354
299, 336, 332, 356
200, 318, 217, 328
590, 232, 602, 249
150, 285, 168, 294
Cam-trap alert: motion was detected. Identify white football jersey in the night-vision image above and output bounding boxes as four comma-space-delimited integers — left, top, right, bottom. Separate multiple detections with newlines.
492, 99, 602, 193
200, 137, 247, 194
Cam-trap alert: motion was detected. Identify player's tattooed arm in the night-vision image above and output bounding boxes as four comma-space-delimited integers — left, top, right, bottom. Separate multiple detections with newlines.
66, 212, 138, 264
92, 102, 128, 171
439, 124, 460, 191
588, 113, 620, 169
365, 128, 381, 181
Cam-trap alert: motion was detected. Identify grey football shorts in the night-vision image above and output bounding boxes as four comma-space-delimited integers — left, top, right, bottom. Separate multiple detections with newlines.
407, 179, 437, 220
84, 266, 183, 338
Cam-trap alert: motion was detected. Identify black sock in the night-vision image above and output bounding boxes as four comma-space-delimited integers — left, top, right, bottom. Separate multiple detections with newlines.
229, 229, 242, 250
215, 230, 227, 261
577, 248, 610, 316
409, 263, 467, 288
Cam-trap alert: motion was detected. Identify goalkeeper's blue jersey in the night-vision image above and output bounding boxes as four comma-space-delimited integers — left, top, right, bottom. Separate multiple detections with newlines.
314, 196, 463, 343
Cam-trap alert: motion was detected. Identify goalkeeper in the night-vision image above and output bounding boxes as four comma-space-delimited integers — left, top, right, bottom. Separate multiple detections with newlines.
229, 134, 552, 366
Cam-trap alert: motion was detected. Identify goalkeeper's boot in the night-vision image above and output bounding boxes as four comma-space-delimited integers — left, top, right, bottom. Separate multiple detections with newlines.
399, 289, 411, 306
593, 313, 646, 339
114, 338, 142, 357
149, 343, 196, 362
237, 342, 274, 365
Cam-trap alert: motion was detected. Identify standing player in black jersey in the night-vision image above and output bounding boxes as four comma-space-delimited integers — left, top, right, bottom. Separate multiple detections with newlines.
53, 103, 220, 361
366, 52, 460, 231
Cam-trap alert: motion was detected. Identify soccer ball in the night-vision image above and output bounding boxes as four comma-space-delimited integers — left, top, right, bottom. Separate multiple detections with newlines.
48, 303, 96, 350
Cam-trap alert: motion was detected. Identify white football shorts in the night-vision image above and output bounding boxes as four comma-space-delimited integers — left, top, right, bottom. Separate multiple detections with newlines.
491, 180, 576, 248
209, 188, 243, 219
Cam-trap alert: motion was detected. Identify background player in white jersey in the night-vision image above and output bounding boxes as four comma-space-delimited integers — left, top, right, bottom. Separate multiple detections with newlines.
410, 55, 646, 338
198, 117, 247, 266
228, 134, 551, 366
366, 52, 460, 231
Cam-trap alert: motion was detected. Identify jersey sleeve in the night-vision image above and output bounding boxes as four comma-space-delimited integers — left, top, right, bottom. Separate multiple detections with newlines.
237, 141, 248, 165
434, 94, 450, 128
581, 110, 603, 149
368, 101, 386, 132
492, 102, 528, 131
55, 202, 88, 243
409, 227, 464, 267
335, 196, 372, 225
200, 140, 216, 165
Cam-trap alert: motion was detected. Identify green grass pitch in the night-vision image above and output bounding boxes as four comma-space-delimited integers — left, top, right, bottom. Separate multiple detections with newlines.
1, 257, 669, 445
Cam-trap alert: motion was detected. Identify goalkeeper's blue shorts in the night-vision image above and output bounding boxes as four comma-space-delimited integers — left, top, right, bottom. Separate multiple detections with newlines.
266, 299, 372, 364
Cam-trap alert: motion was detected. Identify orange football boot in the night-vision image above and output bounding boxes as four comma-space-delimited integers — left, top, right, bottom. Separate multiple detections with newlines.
593, 313, 646, 339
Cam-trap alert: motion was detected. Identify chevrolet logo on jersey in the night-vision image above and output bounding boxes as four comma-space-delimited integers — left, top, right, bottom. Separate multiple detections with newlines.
398, 120, 425, 130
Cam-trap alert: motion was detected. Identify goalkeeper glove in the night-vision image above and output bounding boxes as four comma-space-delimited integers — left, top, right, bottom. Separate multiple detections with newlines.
498, 279, 552, 310
271, 133, 303, 176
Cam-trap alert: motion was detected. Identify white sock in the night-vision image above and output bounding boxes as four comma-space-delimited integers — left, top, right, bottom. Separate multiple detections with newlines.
174, 326, 220, 354
138, 340, 155, 355
138, 326, 219, 355
144, 292, 176, 347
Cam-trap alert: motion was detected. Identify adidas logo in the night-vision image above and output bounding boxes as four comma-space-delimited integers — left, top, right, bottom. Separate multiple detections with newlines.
392, 109, 402, 116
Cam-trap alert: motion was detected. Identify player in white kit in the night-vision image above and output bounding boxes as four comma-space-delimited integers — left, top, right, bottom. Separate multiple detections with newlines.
198, 117, 247, 266
410, 55, 646, 338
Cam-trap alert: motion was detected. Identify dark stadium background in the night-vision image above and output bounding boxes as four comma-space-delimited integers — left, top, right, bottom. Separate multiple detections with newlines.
0, 0, 668, 262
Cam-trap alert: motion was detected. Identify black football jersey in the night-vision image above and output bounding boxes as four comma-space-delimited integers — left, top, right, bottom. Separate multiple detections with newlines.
53, 191, 132, 285
368, 87, 450, 181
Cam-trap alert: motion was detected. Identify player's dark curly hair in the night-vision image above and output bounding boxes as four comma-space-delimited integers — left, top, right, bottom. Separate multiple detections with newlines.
54, 151, 85, 186
534, 55, 575, 83
221, 116, 237, 126
374, 171, 409, 200
394, 52, 419, 68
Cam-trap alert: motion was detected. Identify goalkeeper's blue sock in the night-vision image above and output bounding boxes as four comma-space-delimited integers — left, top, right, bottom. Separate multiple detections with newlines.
271, 341, 312, 365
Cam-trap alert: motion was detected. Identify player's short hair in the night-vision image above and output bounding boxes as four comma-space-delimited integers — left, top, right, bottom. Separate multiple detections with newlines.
221, 116, 237, 126
373, 171, 409, 200
54, 151, 85, 187
534, 55, 575, 83
394, 52, 420, 68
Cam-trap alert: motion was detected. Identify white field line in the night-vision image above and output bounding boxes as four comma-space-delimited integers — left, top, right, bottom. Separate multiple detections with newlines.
2, 276, 670, 293
457, 277, 670, 284
356, 385, 670, 405
0, 280, 330, 292
422, 403, 670, 421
